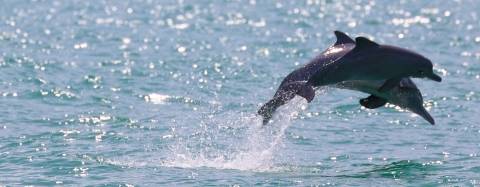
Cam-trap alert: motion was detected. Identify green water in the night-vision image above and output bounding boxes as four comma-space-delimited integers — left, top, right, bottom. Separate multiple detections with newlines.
1, 0, 479, 186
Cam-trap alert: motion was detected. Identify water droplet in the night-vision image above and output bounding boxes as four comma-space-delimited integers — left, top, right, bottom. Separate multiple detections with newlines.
177, 46, 186, 53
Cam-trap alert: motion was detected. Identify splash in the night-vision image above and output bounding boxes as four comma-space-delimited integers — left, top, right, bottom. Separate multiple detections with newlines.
162, 97, 308, 171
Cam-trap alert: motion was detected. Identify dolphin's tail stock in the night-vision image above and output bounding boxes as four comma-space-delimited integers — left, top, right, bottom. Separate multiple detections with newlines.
258, 98, 281, 125
258, 81, 315, 125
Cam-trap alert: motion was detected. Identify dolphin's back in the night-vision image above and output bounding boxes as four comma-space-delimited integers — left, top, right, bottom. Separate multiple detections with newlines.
398, 78, 419, 90
280, 44, 355, 87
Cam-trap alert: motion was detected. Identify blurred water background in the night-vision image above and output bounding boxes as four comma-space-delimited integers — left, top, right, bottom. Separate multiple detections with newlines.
1, 0, 479, 186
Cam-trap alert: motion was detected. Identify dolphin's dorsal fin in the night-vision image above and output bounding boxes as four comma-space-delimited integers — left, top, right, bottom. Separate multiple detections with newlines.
334, 31, 354, 45
354, 37, 380, 51
295, 82, 315, 103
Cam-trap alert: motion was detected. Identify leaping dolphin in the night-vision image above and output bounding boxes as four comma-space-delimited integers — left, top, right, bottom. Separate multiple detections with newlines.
336, 78, 435, 125
258, 31, 441, 124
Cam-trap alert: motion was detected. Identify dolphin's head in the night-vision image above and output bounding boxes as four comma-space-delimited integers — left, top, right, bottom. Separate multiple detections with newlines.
351, 37, 442, 82
408, 55, 442, 82
382, 45, 442, 82
394, 80, 435, 125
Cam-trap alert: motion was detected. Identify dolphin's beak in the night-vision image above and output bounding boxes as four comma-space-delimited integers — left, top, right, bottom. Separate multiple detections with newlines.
426, 72, 442, 82
412, 106, 435, 125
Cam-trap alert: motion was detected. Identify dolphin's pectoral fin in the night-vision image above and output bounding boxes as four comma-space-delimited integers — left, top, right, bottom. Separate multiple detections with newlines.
359, 95, 387, 109
283, 81, 315, 102
378, 77, 402, 92
296, 82, 315, 103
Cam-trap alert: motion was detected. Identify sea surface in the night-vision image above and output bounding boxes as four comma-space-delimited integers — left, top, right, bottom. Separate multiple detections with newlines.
1, 0, 479, 186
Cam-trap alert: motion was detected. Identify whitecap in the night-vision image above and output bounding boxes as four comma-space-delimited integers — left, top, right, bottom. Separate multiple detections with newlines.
145, 93, 170, 105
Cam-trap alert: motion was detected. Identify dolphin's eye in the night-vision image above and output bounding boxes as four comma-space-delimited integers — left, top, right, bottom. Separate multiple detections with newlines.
418, 70, 425, 75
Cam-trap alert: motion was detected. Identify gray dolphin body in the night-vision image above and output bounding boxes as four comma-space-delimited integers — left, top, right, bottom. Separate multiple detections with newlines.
336, 78, 435, 125
258, 31, 441, 124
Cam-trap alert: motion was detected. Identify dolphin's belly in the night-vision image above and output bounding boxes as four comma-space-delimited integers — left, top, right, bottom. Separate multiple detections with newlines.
335, 80, 405, 106
336, 80, 386, 96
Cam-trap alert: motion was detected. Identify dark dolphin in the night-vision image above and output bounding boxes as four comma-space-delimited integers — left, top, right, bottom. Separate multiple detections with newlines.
336, 78, 435, 125
258, 31, 441, 124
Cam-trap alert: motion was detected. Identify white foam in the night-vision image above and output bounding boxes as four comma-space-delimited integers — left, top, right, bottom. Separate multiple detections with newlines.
145, 93, 170, 104
162, 97, 308, 171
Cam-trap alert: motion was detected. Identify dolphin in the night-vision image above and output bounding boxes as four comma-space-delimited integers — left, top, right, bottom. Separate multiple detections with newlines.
258, 31, 441, 124
336, 78, 435, 125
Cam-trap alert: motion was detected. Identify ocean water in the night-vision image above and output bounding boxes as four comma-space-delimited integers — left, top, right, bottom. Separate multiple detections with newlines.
1, 0, 479, 186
